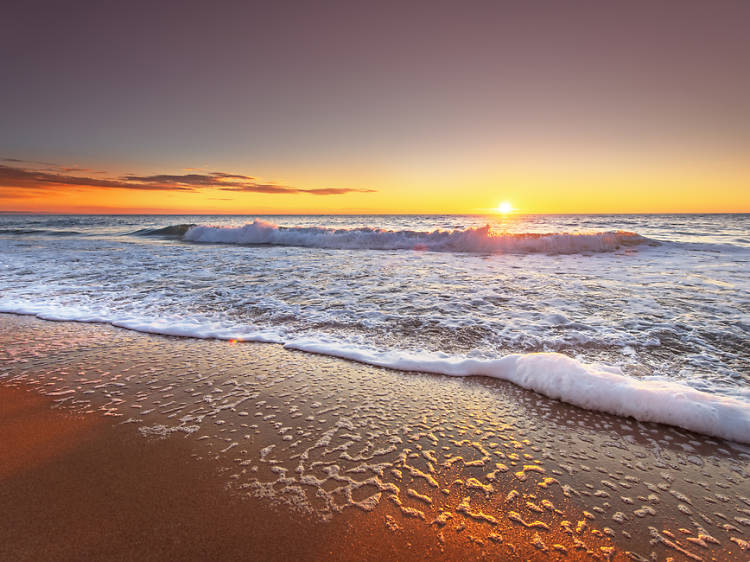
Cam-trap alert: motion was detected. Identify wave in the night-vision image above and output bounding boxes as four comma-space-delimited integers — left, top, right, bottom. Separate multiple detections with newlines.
288, 340, 750, 445
183, 219, 656, 254
132, 224, 196, 237
1, 304, 748, 444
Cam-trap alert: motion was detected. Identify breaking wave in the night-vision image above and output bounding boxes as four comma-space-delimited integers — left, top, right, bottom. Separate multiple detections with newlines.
182, 219, 655, 254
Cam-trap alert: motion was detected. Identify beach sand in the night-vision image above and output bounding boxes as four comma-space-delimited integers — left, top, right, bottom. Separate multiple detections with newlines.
1, 313, 748, 560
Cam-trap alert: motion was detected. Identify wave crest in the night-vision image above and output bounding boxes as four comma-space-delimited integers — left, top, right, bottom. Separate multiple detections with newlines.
133, 224, 196, 237
183, 219, 654, 254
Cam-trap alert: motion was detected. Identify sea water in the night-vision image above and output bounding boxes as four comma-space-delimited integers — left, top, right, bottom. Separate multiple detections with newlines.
1, 213, 748, 441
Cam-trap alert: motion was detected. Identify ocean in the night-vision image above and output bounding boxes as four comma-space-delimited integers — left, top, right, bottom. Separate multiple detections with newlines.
1, 213, 748, 442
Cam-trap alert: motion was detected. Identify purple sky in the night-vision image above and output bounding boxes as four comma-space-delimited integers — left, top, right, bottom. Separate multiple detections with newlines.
1, 0, 748, 212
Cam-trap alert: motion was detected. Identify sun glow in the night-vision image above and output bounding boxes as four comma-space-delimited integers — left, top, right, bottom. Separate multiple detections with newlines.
497, 201, 513, 214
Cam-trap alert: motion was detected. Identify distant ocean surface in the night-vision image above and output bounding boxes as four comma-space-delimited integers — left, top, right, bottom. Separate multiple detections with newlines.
1, 213, 749, 442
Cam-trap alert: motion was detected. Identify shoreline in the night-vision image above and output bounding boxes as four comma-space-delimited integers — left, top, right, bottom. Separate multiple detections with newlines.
1, 313, 749, 560
2, 309, 747, 446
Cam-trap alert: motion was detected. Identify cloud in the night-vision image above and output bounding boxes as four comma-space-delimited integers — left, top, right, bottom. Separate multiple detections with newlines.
0, 164, 194, 192
121, 172, 256, 187
0, 161, 376, 197
217, 184, 376, 195
305, 187, 377, 195
123, 172, 374, 195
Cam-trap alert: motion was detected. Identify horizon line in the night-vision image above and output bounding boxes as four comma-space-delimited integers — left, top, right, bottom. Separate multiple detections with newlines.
2, 211, 749, 216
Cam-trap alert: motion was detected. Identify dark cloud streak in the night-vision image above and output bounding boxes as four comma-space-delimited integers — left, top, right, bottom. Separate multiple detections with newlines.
305, 187, 377, 195
0, 164, 193, 191
121, 172, 255, 186
0, 162, 375, 197
218, 184, 376, 195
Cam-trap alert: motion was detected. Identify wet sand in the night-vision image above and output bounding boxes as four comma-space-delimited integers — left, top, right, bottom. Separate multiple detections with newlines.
1, 313, 749, 560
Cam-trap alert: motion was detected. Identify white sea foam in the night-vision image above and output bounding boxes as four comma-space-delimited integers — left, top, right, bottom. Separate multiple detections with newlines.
184, 220, 653, 254
0, 303, 284, 344
286, 341, 750, 445
2, 299, 749, 444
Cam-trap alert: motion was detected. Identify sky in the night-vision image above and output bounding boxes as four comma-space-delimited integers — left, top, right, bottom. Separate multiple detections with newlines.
1, 0, 748, 214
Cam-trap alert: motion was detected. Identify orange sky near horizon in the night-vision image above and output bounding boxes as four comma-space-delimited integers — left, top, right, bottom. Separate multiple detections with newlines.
4, 181, 749, 215
2, 152, 748, 215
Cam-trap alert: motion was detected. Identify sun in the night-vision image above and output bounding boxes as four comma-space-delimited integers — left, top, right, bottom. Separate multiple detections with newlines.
497, 201, 513, 214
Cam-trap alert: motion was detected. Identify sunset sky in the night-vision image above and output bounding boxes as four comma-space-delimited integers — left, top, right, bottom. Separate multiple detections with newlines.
1, 0, 748, 214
